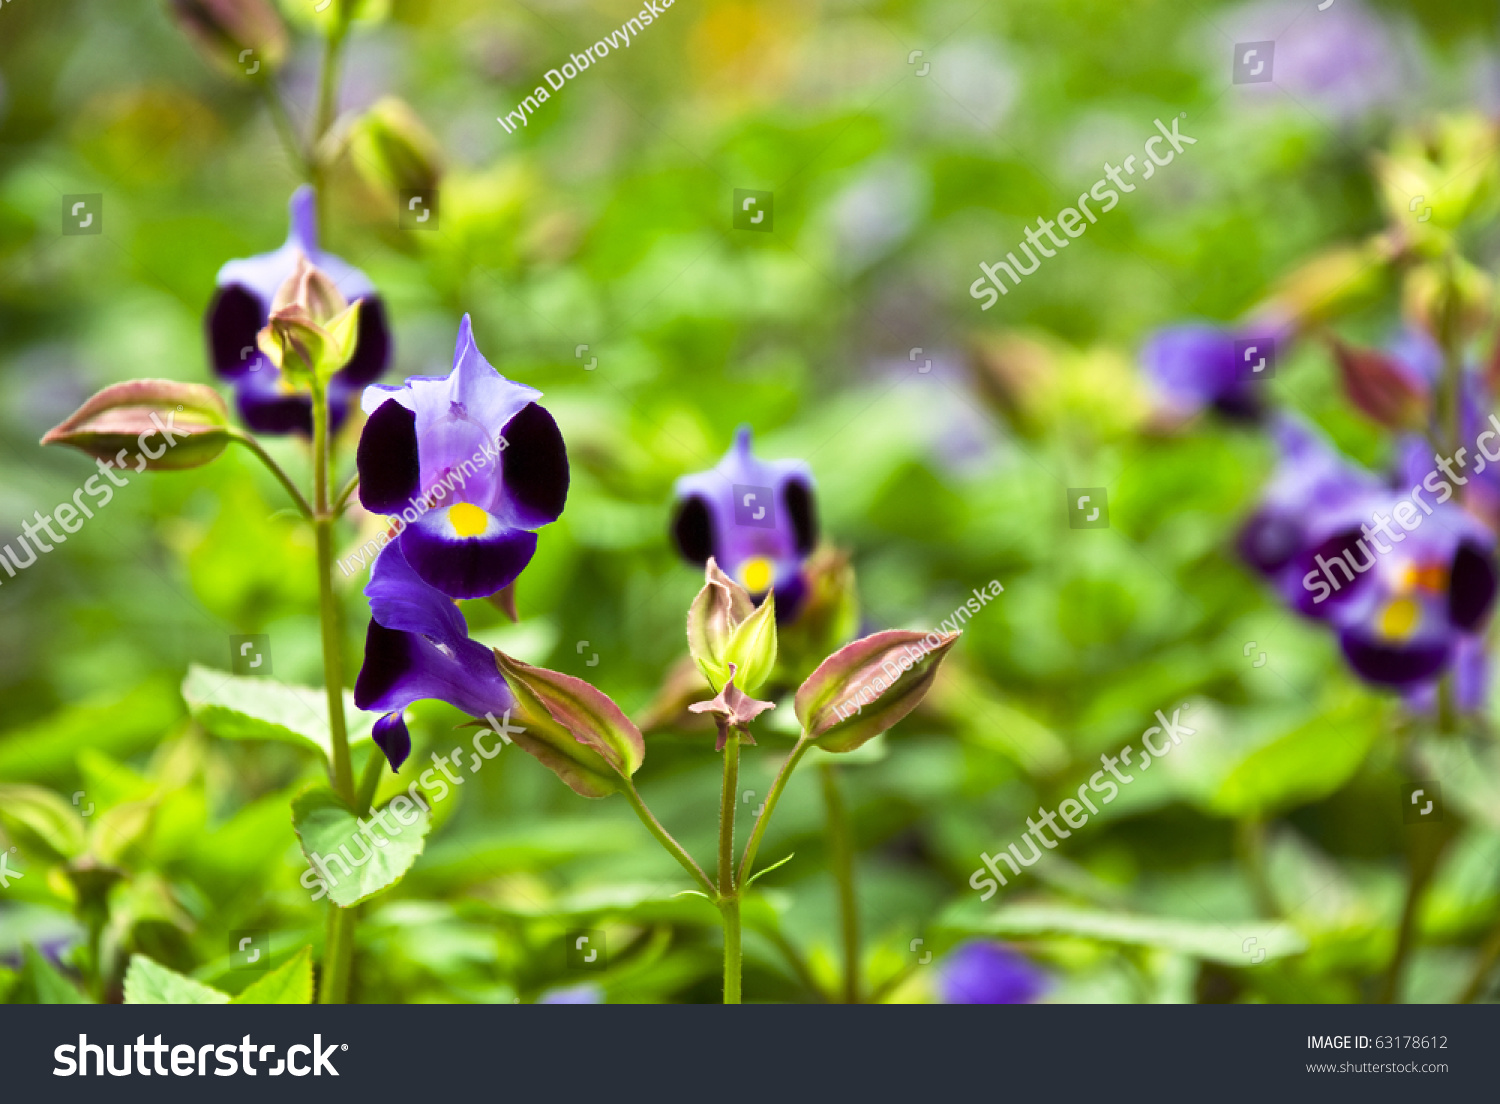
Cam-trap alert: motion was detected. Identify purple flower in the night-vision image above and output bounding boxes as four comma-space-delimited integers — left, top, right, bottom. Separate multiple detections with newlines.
937, 941, 1046, 1004
1140, 323, 1285, 421
536, 983, 603, 1004
355, 315, 569, 602
1240, 417, 1499, 700
353, 538, 515, 771
671, 427, 818, 621
206, 186, 391, 435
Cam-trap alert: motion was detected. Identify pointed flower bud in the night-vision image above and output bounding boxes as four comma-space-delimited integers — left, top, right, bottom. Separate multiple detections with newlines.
1328, 338, 1430, 429
41, 379, 232, 471
493, 650, 645, 798
688, 664, 775, 751
257, 255, 362, 386
795, 629, 959, 752
686, 558, 777, 694
168, 0, 289, 75
349, 96, 445, 197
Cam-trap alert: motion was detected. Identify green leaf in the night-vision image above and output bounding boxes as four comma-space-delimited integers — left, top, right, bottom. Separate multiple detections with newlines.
23, 946, 90, 1004
724, 591, 778, 695
1210, 697, 1383, 818
123, 955, 229, 1004
182, 664, 375, 763
939, 903, 1307, 967
0, 786, 86, 862
292, 787, 430, 909
231, 945, 314, 1004
40, 378, 232, 471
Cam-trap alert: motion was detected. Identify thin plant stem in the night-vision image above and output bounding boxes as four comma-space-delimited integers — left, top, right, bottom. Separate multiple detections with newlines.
229, 430, 313, 519
1457, 910, 1500, 1003
254, 75, 308, 178
720, 896, 742, 1004
333, 471, 361, 517
718, 729, 742, 1004
821, 761, 860, 1003
354, 744, 385, 816
310, 14, 352, 233
311, 377, 358, 1004
1237, 817, 1279, 919
738, 736, 813, 885
621, 778, 715, 897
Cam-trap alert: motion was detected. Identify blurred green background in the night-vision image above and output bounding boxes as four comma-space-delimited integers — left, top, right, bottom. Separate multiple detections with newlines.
2, 0, 1499, 1003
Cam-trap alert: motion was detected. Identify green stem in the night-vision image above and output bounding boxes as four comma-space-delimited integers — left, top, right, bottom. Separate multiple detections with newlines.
718, 729, 742, 1004
738, 736, 813, 885
310, 14, 352, 232
230, 430, 313, 519
254, 75, 308, 178
1237, 817, 1279, 919
333, 471, 361, 517
355, 744, 385, 816
720, 896, 742, 1004
311, 378, 358, 1004
821, 762, 860, 1003
622, 778, 716, 897
1457, 910, 1500, 1003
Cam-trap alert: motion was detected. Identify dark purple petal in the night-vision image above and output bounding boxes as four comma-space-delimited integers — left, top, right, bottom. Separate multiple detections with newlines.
207, 283, 268, 379
1449, 540, 1497, 631
499, 402, 570, 528
783, 476, 817, 556
336, 295, 392, 387
371, 712, 412, 772
1339, 630, 1450, 687
938, 941, 1046, 1004
399, 507, 538, 599
365, 540, 470, 645
354, 619, 514, 721
672, 494, 716, 565
232, 367, 314, 437
358, 399, 421, 515
1238, 510, 1303, 575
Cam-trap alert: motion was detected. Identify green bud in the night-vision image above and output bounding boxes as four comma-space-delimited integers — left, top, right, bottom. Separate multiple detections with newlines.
168, 0, 289, 75
257, 256, 362, 385
795, 629, 959, 752
349, 96, 444, 197
41, 379, 232, 471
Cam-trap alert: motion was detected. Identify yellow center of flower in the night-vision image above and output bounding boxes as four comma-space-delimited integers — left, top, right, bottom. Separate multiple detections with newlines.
1377, 597, 1421, 641
740, 556, 774, 594
447, 502, 490, 538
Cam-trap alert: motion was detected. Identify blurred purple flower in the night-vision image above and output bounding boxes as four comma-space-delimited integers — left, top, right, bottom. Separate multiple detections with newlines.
206, 186, 391, 436
356, 315, 569, 602
537, 983, 603, 1004
671, 426, 818, 621
1140, 322, 1287, 421
937, 941, 1046, 1004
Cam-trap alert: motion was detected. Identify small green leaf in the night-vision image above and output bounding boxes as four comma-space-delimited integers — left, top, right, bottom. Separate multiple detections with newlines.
0, 786, 86, 862
231, 945, 314, 1004
745, 851, 794, 888
23, 946, 90, 1004
292, 787, 430, 909
182, 664, 375, 763
123, 955, 228, 1005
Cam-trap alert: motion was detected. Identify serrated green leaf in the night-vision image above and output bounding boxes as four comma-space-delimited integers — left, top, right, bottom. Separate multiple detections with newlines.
292, 787, 430, 909
123, 955, 229, 1004
23, 946, 90, 1004
231, 945, 314, 1004
182, 664, 375, 763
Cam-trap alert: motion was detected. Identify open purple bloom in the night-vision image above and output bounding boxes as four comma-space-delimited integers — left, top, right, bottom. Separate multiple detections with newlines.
1141, 322, 1289, 421
206, 186, 391, 435
671, 427, 817, 621
937, 941, 1046, 1004
356, 315, 569, 601
353, 538, 515, 770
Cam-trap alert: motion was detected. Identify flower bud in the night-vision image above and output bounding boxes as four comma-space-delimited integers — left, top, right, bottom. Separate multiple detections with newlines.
492, 650, 645, 797
41, 379, 232, 471
1328, 339, 1429, 430
1402, 259, 1493, 341
168, 0, 289, 75
795, 629, 959, 752
257, 256, 362, 384
349, 96, 444, 197
1374, 115, 1500, 239
686, 557, 755, 688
